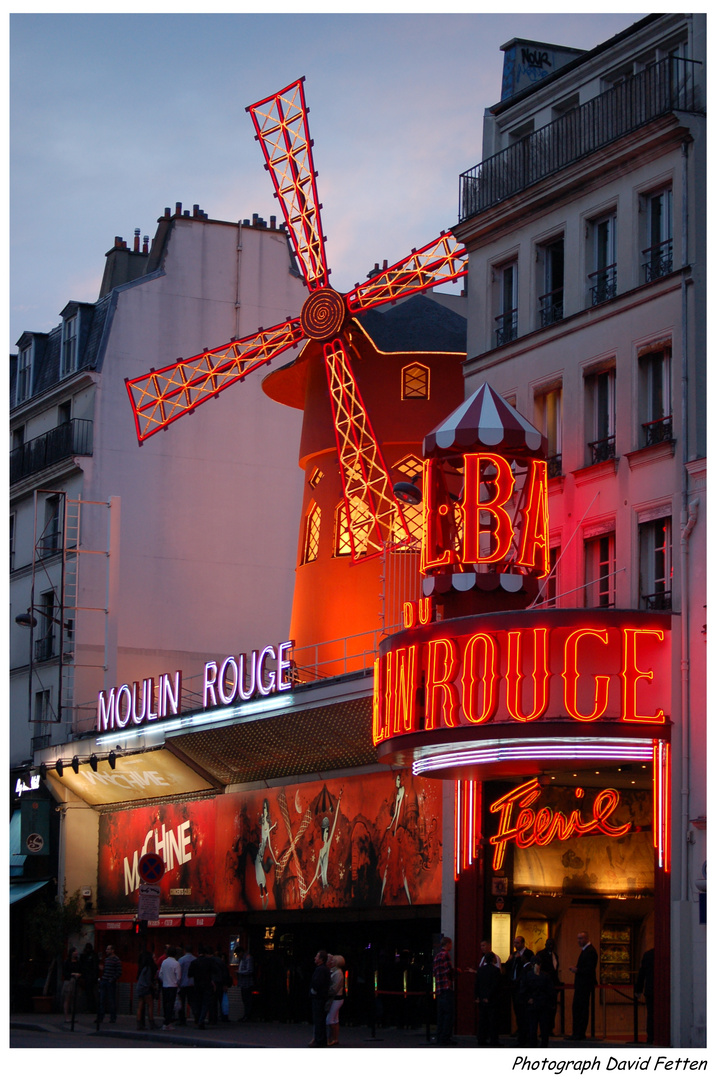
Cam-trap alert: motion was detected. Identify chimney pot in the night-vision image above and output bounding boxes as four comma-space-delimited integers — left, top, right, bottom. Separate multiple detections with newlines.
175, 202, 182, 216
134, 228, 140, 252
270, 215, 277, 229
143, 236, 149, 254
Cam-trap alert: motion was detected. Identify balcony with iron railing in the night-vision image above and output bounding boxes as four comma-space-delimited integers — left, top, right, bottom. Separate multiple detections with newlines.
642, 589, 672, 611
642, 415, 673, 447
588, 435, 616, 465
642, 238, 673, 282
495, 308, 518, 347
459, 56, 701, 222
10, 418, 93, 485
539, 287, 564, 327
588, 264, 617, 306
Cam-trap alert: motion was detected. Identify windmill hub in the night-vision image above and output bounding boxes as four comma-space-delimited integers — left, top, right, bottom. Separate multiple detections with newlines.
300, 286, 346, 342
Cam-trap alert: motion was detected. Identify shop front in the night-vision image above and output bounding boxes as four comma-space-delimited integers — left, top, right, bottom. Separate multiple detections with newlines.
373, 604, 671, 1043
72, 758, 444, 1025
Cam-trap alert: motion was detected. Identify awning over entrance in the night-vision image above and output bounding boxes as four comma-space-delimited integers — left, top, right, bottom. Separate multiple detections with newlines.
10, 878, 51, 903
166, 694, 375, 785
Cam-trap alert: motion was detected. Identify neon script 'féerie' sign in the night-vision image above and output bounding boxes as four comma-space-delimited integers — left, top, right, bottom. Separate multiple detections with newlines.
372, 611, 669, 746
489, 778, 631, 870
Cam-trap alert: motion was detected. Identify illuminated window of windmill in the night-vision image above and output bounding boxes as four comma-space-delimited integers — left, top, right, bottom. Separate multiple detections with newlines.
401, 363, 430, 400
334, 499, 369, 557
309, 467, 324, 489
302, 503, 321, 564
392, 455, 424, 547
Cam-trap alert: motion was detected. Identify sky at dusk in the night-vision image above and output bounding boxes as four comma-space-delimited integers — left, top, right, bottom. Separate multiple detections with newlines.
9, 10, 647, 351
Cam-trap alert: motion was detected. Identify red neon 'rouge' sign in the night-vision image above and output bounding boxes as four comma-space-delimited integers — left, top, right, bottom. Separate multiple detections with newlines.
421, 454, 550, 577
489, 778, 631, 870
373, 612, 669, 745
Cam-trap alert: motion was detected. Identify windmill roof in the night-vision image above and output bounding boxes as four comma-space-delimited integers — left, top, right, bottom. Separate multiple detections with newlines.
356, 293, 466, 353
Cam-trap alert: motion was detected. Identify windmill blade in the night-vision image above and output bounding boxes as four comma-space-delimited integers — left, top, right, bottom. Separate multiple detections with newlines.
323, 336, 412, 562
126, 317, 305, 442
247, 78, 329, 291
345, 231, 467, 314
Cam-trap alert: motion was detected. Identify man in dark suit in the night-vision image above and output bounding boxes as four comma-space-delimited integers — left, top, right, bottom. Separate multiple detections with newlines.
569, 931, 598, 1040
507, 935, 534, 1045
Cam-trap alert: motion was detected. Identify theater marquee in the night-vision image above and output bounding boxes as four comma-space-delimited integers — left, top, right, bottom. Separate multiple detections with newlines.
373, 608, 671, 762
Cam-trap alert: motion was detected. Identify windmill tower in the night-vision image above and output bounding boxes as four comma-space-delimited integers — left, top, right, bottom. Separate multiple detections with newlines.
126, 79, 467, 673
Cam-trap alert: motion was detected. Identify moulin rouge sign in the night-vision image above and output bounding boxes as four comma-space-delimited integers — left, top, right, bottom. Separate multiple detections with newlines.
97, 640, 293, 732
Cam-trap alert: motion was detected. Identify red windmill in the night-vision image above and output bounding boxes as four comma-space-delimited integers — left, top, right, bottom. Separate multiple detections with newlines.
126, 78, 467, 562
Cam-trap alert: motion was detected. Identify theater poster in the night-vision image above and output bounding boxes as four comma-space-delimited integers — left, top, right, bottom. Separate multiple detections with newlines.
215, 770, 443, 912
98, 771, 442, 914
98, 797, 217, 911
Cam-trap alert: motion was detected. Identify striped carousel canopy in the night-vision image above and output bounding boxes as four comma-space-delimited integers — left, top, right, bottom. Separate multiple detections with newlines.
423, 382, 547, 459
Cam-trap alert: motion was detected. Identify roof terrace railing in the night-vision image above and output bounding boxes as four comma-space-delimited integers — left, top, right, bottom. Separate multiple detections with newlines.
459, 56, 701, 222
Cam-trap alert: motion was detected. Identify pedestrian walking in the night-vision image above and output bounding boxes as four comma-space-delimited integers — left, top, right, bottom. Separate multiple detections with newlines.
237, 947, 255, 1022
433, 936, 456, 1046
308, 949, 331, 1047
98, 944, 122, 1023
326, 953, 345, 1046
178, 944, 197, 1025
61, 947, 81, 1024
159, 947, 182, 1030
136, 949, 159, 1030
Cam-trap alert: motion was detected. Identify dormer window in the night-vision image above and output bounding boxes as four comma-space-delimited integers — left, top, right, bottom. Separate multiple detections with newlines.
16, 344, 33, 404
61, 312, 79, 377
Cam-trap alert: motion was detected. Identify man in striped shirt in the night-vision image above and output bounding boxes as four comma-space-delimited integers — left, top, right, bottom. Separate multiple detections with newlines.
98, 944, 122, 1023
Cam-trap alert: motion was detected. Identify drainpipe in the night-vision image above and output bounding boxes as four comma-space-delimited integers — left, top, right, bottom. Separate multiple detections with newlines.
679, 138, 693, 904
235, 221, 243, 339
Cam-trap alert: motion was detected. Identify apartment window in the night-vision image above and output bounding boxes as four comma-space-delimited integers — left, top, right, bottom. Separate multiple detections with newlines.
308, 467, 324, 489
534, 385, 562, 477
34, 689, 53, 726
588, 212, 617, 305
302, 503, 321, 564
401, 363, 430, 400
552, 94, 579, 121
639, 347, 672, 445
391, 455, 423, 548
36, 590, 57, 662
58, 400, 72, 427
61, 313, 79, 377
585, 531, 616, 608
41, 495, 62, 555
540, 544, 560, 608
586, 367, 616, 464
494, 261, 518, 346
16, 345, 33, 404
639, 516, 672, 610
642, 187, 673, 282
537, 237, 564, 327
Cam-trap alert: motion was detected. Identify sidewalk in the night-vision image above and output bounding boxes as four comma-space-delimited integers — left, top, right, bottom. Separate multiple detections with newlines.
10, 1011, 474, 1049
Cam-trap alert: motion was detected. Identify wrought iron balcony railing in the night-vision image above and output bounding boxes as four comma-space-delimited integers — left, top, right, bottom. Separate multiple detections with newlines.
34, 636, 56, 663
539, 287, 564, 327
588, 435, 616, 465
10, 418, 93, 485
547, 454, 563, 478
642, 238, 673, 282
642, 590, 672, 611
495, 308, 518, 346
589, 264, 617, 306
459, 56, 701, 222
642, 415, 673, 446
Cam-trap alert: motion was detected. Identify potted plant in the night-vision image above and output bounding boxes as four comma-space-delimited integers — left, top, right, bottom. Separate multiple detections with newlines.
26, 890, 83, 1012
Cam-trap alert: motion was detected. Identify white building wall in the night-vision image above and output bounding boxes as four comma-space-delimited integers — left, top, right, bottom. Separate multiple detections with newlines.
11, 214, 307, 760
457, 12, 705, 1048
